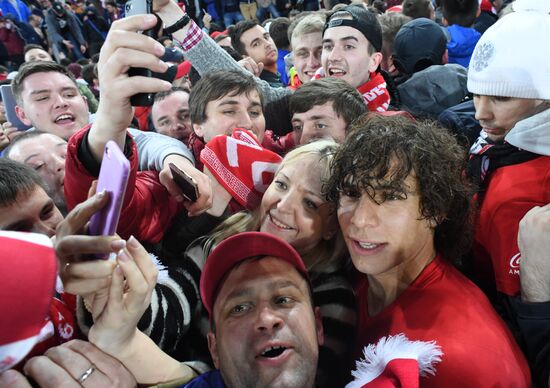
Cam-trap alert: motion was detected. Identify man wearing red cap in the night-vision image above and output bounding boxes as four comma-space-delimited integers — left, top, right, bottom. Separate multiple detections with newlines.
84, 231, 323, 388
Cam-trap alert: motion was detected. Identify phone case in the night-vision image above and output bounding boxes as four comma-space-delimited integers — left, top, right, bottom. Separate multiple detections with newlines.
169, 163, 199, 202
125, 0, 155, 106
1, 85, 31, 131
89, 141, 130, 257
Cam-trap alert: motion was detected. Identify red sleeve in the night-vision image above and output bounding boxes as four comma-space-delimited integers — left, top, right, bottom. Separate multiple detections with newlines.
64, 125, 183, 243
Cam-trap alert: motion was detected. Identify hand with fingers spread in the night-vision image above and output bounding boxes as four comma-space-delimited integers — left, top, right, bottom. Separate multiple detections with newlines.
55, 191, 125, 297
159, 154, 213, 216
89, 14, 172, 162
0, 340, 137, 388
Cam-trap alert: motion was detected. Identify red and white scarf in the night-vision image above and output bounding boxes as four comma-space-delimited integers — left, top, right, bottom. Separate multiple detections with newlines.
313, 70, 390, 112
200, 129, 282, 211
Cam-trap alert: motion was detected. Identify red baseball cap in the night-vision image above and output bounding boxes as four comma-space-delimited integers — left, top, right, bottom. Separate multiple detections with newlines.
200, 231, 308, 318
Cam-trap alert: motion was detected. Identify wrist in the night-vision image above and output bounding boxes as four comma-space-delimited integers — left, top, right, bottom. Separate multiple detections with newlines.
163, 153, 193, 169
155, 0, 184, 25
89, 326, 140, 361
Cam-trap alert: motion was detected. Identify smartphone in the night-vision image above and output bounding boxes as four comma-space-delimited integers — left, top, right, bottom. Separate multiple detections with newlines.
89, 141, 130, 258
125, 0, 155, 106
169, 163, 199, 202
0, 85, 31, 131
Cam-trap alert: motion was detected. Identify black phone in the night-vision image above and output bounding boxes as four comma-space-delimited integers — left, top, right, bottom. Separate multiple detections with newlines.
125, 0, 155, 106
169, 163, 199, 202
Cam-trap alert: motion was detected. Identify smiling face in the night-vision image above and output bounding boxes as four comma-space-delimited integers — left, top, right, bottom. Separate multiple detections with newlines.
208, 257, 322, 388
15, 72, 89, 140
337, 174, 435, 278
240, 25, 278, 68
259, 154, 336, 255
0, 185, 63, 237
193, 89, 265, 143
152, 90, 193, 144
291, 32, 323, 84
7, 133, 67, 210
292, 101, 347, 144
473, 95, 546, 143
321, 23, 382, 89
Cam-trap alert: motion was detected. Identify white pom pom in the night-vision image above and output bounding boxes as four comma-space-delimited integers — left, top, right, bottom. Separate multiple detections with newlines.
346, 334, 444, 388
513, 0, 550, 13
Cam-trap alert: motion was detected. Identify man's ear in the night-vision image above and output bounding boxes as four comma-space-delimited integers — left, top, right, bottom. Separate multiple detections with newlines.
193, 122, 204, 138
314, 306, 324, 346
368, 52, 383, 73
15, 105, 32, 126
207, 332, 220, 369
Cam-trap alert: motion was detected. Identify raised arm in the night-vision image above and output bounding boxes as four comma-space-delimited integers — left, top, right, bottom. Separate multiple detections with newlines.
153, 0, 291, 105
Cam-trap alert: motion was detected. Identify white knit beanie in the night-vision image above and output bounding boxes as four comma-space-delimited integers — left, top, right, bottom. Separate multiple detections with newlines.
467, 0, 550, 99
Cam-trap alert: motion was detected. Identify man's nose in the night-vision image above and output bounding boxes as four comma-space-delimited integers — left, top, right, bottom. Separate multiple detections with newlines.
255, 306, 283, 333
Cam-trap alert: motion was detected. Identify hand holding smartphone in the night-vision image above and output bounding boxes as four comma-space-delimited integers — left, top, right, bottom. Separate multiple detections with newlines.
89, 141, 130, 258
169, 163, 199, 202
0, 85, 31, 131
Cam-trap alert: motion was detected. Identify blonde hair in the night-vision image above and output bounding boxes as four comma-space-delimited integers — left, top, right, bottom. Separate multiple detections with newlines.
204, 139, 347, 276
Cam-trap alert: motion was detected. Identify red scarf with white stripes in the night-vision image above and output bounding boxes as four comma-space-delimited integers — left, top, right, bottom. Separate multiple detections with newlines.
357, 72, 390, 113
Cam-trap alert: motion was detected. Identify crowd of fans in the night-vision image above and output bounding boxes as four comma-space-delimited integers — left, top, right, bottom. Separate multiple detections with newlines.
0, 0, 549, 386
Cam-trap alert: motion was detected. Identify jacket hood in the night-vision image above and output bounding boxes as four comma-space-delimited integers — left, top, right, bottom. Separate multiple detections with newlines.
505, 107, 550, 156
398, 64, 468, 119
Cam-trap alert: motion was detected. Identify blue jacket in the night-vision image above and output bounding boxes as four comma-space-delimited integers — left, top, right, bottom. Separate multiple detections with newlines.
446, 24, 481, 68
0, 0, 30, 23
183, 370, 225, 387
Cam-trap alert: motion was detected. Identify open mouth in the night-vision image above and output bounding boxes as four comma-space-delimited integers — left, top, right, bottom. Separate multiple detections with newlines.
54, 114, 75, 125
259, 345, 287, 358
358, 241, 381, 249
328, 68, 346, 77
269, 213, 294, 230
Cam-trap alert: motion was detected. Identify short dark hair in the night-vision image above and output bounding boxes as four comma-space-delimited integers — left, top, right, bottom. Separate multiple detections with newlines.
12, 61, 78, 106
189, 70, 263, 125
0, 159, 47, 208
325, 115, 473, 262
23, 44, 45, 55
269, 17, 291, 49
441, 0, 478, 27
290, 78, 366, 128
402, 0, 433, 19
153, 86, 190, 104
228, 19, 260, 56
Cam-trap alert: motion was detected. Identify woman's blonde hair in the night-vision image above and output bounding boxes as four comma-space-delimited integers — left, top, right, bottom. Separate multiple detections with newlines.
204, 139, 348, 276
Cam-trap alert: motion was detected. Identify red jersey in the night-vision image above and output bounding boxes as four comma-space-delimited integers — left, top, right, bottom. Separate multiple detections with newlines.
354, 257, 530, 386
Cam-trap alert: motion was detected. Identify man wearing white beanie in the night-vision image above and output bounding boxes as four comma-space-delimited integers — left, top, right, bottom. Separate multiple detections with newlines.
467, 0, 550, 385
